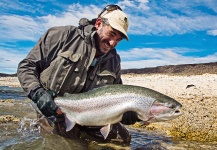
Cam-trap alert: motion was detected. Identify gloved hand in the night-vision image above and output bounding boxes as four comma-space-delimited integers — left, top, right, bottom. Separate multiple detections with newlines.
121, 111, 140, 125
31, 88, 58, 117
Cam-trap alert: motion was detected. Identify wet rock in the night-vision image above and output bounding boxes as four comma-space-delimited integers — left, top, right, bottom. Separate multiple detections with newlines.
134, 141, 166, 150
0, 115, 21, 124
0, 99, 14, 103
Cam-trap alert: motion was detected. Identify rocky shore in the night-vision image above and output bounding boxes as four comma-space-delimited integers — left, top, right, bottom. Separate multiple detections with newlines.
122, 73, 217, 142
0, 73, 217, 142
0, 77, 20, 87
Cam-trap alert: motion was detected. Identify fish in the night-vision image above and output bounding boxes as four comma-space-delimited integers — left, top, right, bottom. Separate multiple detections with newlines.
54, 84, 182, 139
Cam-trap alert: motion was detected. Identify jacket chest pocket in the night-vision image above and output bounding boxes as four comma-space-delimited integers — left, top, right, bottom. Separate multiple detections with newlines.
96, 70, 116, 85
59, 51, 83, 71
40, 51, 86, 93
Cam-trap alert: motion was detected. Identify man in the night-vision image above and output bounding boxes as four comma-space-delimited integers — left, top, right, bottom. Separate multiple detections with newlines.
17, 4, 139, 143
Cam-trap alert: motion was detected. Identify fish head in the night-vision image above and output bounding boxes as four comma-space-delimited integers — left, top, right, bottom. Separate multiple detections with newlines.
148, 97, 182, 123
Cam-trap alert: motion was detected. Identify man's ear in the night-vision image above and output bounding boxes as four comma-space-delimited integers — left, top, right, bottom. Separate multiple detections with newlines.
95, 18, 103, 29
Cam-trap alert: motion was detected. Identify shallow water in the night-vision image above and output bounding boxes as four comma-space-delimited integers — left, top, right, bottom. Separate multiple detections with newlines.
0, 86, 26, 100
0, 86, 216, 150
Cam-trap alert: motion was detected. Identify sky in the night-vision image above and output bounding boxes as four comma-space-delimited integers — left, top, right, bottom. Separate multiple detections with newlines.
0, 0, 217, 74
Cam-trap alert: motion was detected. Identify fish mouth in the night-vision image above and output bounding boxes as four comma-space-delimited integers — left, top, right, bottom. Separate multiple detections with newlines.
173, 107, 182, 116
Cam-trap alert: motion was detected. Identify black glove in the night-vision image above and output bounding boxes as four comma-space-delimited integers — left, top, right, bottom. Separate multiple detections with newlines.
49, 113, 65, 123
121, 111, 140, 125
31, 88, 58, 117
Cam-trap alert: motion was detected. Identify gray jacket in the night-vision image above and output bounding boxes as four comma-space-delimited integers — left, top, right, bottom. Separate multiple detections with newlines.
17, 18, 122, 96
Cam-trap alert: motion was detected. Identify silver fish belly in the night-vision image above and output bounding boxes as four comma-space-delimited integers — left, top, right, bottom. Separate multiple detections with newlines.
55, 84, 182, 139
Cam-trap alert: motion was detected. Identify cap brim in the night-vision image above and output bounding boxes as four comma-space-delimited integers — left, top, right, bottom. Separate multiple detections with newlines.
109, 21, 129, 41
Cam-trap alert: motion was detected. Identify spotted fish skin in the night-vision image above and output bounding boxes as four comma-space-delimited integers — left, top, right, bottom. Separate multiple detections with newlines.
55, 84, 182, 139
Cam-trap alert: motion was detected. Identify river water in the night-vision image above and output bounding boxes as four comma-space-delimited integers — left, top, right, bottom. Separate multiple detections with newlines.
0, 86, 216, 150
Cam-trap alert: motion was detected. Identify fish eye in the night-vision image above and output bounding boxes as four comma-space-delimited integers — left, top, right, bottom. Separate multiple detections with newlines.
170, 104, 176, 109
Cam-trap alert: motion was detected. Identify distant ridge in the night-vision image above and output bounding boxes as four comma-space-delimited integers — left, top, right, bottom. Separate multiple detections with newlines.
121, 62, 217, 75
0, 73, 17, 77
1, 62, 217, 77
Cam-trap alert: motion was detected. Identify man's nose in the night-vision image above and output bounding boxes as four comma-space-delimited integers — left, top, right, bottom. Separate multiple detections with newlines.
109, 40, 117, 47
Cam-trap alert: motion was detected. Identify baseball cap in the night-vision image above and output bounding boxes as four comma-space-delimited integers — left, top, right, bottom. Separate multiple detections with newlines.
101, 9, 129, 41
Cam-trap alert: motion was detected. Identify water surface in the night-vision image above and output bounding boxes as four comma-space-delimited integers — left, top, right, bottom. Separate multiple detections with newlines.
0, 86, 216, 150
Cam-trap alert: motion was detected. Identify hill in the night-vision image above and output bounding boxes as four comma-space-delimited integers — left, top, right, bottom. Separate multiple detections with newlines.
121, 62, 217, 75
0, 73, 17, 77
1, 62, 217, 77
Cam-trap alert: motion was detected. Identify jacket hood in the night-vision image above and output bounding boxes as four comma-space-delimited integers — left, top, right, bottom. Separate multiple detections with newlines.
78, 18, 96, 40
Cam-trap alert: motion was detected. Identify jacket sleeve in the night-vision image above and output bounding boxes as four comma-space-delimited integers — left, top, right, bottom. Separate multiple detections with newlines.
17, 26, 68, 96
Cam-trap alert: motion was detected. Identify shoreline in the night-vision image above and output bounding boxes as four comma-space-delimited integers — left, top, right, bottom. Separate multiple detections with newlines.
0, 74, 217, 142
0, 77, 20, 87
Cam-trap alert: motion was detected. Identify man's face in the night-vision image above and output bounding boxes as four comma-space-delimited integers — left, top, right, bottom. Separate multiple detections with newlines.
95, 18, 123, 54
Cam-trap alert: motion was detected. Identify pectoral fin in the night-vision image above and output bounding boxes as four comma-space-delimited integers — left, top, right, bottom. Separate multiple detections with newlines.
100, 124, 111, 139
64, 114, 76, 132
141, 121, 150, 125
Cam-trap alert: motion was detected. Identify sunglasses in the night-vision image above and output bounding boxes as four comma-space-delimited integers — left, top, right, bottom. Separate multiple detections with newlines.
98, 4, 122, 17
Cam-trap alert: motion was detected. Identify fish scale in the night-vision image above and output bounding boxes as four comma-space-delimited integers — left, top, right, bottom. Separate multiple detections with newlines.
57, 94, 153, 124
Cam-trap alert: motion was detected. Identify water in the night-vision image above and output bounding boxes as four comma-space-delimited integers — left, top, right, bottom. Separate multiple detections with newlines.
0, 86, 26, 100
0, 86, 216, 150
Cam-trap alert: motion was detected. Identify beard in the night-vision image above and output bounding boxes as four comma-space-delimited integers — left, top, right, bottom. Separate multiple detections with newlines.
95, 26, 114, 55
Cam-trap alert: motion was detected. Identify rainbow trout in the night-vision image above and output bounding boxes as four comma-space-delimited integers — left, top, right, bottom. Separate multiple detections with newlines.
55, 84, 182, 139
